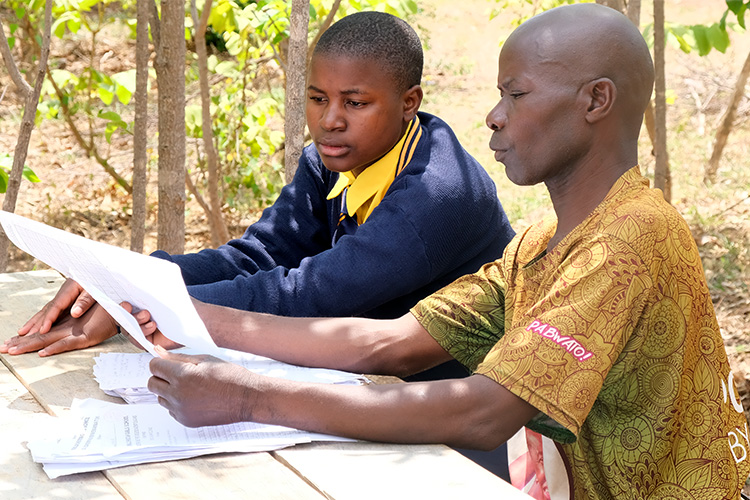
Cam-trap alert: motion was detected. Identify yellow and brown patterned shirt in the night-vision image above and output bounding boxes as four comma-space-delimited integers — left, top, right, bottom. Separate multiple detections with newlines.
413, 167, 750, 499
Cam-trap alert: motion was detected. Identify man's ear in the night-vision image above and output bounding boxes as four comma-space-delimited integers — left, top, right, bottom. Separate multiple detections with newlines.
403, 85, 423, 121
584, 78, 616, 124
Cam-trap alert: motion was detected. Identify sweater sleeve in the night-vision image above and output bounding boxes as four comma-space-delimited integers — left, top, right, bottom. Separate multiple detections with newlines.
152, 146, 332, 293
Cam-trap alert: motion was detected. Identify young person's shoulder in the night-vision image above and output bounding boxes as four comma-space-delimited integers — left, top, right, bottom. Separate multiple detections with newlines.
410, 111, 491, 179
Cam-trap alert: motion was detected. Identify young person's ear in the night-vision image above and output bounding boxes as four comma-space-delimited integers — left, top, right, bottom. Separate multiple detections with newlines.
583, 78, 615, 124
402, 85, 423, 121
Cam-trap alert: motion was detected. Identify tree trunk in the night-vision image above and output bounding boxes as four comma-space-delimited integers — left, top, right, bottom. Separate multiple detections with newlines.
154, 0, 186, 254
0, 0, 53, 272
705, 48, 750, 184
626, 0, 642, 25
653, 0, 671, 203
191, 0, 229, 246
595, 0, 625, 13
131, 0, 150, 254
283, 0, 309, 183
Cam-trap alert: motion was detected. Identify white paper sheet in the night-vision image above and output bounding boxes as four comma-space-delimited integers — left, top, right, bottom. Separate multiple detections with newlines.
28, 398, 354, 478
93, 347, 369, 402
0, 210, 218, 355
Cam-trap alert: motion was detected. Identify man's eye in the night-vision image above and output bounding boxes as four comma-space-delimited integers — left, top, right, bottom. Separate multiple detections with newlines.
308, 96, 326, 103
347, 101, 366, 108
511, 93, 526, 99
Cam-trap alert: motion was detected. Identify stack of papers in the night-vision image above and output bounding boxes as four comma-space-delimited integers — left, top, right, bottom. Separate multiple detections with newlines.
28, 398, 355, 479
93, 348, 370, 404
26, 349, 370, 478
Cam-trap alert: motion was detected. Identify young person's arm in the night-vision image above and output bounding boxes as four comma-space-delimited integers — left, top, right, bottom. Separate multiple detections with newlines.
180, 300, 454, 377
148, 346, 538, 449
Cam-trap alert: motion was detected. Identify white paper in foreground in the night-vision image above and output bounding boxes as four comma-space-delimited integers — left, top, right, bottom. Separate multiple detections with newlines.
0, 210, 218, 355
27, 398, 354, 478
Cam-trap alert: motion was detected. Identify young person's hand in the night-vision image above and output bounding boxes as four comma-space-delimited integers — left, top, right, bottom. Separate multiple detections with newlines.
17, 278, 97, 337
1, 302, 118, 356
120, 303, 183, 351
148, 346, 252, 427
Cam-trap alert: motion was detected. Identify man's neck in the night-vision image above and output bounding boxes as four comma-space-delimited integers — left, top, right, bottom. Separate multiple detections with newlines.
545, 160, 633, 252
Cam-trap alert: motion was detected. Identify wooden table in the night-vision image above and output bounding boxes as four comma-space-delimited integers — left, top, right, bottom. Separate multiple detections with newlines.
0, 270, 530, 499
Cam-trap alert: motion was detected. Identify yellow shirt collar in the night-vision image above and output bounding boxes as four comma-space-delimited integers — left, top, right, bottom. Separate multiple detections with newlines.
326, 116, 422, 224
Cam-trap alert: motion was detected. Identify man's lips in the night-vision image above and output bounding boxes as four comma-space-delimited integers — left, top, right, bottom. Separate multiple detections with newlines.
489, 141, 508, 161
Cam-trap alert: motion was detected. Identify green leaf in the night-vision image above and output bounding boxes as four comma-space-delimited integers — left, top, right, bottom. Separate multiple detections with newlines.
669, 29, 692, 53
98, 110, 123, 122
53, 17, 67, 38
738, 4, 747, 29
115, 85, 132, 105
727, 0, 744, 16
97, 86, 115, 105
23, 166, 40, 183
692, 25, 710, 56
706, 23, 730, 53
0, 154, 39, 190
112, 69, 136, 94
105, 122, 117, 143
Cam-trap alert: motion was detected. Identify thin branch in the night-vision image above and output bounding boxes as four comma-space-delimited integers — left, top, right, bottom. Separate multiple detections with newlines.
149, 0, 161, 49
46, 67, 133, 193
307, 0, 342, 66
0, 0, 53, 272
191, 0, 229, 245
0, 19, 32, 97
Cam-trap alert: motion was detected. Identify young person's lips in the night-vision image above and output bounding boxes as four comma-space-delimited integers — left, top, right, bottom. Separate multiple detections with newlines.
318, 142, 350, 157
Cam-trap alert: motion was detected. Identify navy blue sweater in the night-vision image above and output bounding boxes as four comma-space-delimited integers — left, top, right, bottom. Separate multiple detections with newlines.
153, 112, 514, 320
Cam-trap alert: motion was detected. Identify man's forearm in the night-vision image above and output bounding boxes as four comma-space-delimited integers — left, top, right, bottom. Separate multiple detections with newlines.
244, 373, 537, 450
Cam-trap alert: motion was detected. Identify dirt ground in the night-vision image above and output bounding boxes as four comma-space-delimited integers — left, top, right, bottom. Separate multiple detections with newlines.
1, 0, 750, 458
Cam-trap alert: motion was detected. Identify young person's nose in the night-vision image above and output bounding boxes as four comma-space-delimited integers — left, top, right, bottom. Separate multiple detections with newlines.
485, 102, 507, 131
319, 102, 346, 131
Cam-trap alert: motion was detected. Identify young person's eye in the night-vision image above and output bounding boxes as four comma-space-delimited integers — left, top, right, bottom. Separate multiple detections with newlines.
511, 92, 526, 99
347, 100, 366, 108
308, 95, 326, 103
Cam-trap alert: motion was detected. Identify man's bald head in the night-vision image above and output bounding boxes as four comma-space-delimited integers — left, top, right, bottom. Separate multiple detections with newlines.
506, 3, 654, 137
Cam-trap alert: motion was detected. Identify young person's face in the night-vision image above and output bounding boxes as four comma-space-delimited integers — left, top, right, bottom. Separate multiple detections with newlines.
485, 40, 588, 187
306, 55, 418, 176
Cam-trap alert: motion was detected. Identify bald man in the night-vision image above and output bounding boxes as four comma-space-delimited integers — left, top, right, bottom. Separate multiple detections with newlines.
137, 4, 750, 497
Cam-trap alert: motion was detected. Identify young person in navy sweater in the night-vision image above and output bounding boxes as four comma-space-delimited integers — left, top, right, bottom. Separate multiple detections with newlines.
4, 13, 514, 374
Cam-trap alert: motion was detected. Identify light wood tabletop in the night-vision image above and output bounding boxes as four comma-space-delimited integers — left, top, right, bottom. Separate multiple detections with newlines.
0, 269, 531, 499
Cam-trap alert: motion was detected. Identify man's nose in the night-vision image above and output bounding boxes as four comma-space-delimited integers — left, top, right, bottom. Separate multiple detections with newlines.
486, 102, 506, 131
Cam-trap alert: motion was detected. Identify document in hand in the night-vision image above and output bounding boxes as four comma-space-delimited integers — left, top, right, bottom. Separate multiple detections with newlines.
93, 347, 370, 404
0, 210, 218, 355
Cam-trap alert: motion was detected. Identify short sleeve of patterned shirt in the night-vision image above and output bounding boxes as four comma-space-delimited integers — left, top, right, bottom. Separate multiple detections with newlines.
411, 167, 750, 499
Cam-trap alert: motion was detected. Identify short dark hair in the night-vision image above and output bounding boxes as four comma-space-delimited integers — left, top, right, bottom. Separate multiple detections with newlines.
313, 11, 423, 91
